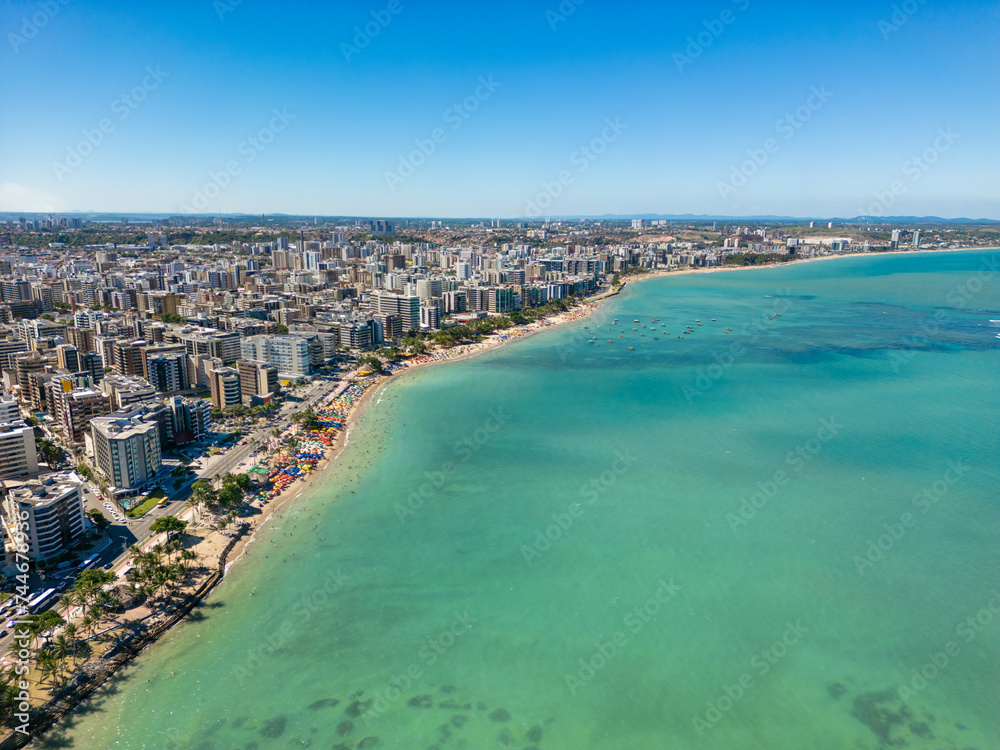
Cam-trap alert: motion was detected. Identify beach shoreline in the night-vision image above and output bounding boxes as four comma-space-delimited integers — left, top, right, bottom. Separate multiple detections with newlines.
614, 245, 993, 290
119, 246, 994, 609
17, 243, 995, 747
197, 245, 1000, 574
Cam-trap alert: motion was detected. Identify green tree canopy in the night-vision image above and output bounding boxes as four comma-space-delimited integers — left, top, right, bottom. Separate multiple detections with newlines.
150, 515, 188, 541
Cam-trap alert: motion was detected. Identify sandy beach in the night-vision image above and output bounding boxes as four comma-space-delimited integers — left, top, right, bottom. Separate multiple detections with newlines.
76, 246, 984, 595
12, 244, 991, 746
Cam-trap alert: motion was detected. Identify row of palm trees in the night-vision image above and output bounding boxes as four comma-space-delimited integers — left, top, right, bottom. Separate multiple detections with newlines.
127, 539, 200, 604
0, 567, 124, 728
56, 569, 120, 637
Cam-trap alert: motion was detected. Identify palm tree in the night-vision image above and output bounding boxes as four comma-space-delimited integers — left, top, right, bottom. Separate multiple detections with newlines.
58, 593, 75, 615
180, 549, 199, 572
36, 651, 59, 688
51, 634, 72, 663
166, 538, 183, 562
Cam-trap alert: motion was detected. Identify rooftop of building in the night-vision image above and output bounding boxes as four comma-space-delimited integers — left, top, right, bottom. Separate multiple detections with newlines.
0, 419, 33, 434
3, 470, 82, 506
91, 413, 159, 437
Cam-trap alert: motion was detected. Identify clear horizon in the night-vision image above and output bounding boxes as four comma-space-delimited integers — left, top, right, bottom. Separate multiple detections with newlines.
2, 1, 998, 219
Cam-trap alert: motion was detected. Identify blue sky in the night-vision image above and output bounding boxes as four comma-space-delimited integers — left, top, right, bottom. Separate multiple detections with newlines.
1, 0, 997, 218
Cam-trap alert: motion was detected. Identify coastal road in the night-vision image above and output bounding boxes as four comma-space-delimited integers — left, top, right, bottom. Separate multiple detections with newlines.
0, 379, 344, 659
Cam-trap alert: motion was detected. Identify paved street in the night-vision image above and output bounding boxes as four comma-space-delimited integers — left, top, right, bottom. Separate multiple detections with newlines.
0, 378, 341, 657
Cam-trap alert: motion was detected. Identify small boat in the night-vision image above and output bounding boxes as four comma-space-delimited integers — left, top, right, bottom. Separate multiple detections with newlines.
725, 328, 732, 332
628, 347, 634, 351
711, 318, 716, 322
634, 319, 640, 323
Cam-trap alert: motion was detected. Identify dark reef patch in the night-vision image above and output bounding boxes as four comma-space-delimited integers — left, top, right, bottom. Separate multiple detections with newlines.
851, 690, 911, 745
336, 720, 354, 737
308, 698, 340, 710
409, 695, 434, 709
827, 682, 846, 700
488, 708, 511, 723
259, 716, 287, 739
346, 699, 373, 717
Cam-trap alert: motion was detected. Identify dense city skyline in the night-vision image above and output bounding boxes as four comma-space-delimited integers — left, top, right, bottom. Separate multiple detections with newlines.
2, 0, 998, 218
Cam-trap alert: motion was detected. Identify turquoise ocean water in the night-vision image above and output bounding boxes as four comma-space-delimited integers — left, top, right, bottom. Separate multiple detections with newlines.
43, 250, 999, 749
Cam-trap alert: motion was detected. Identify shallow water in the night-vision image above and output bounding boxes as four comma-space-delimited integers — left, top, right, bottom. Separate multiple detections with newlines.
46, 249, 1000, 749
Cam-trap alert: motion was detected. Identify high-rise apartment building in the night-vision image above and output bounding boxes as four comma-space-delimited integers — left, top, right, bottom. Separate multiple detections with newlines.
208, 367, 242, 409
237, 360, 279, 404
1, 471, 85, 561
0, 421, 39, 479
90, 414, 162, 494
239, 336, 311, 378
